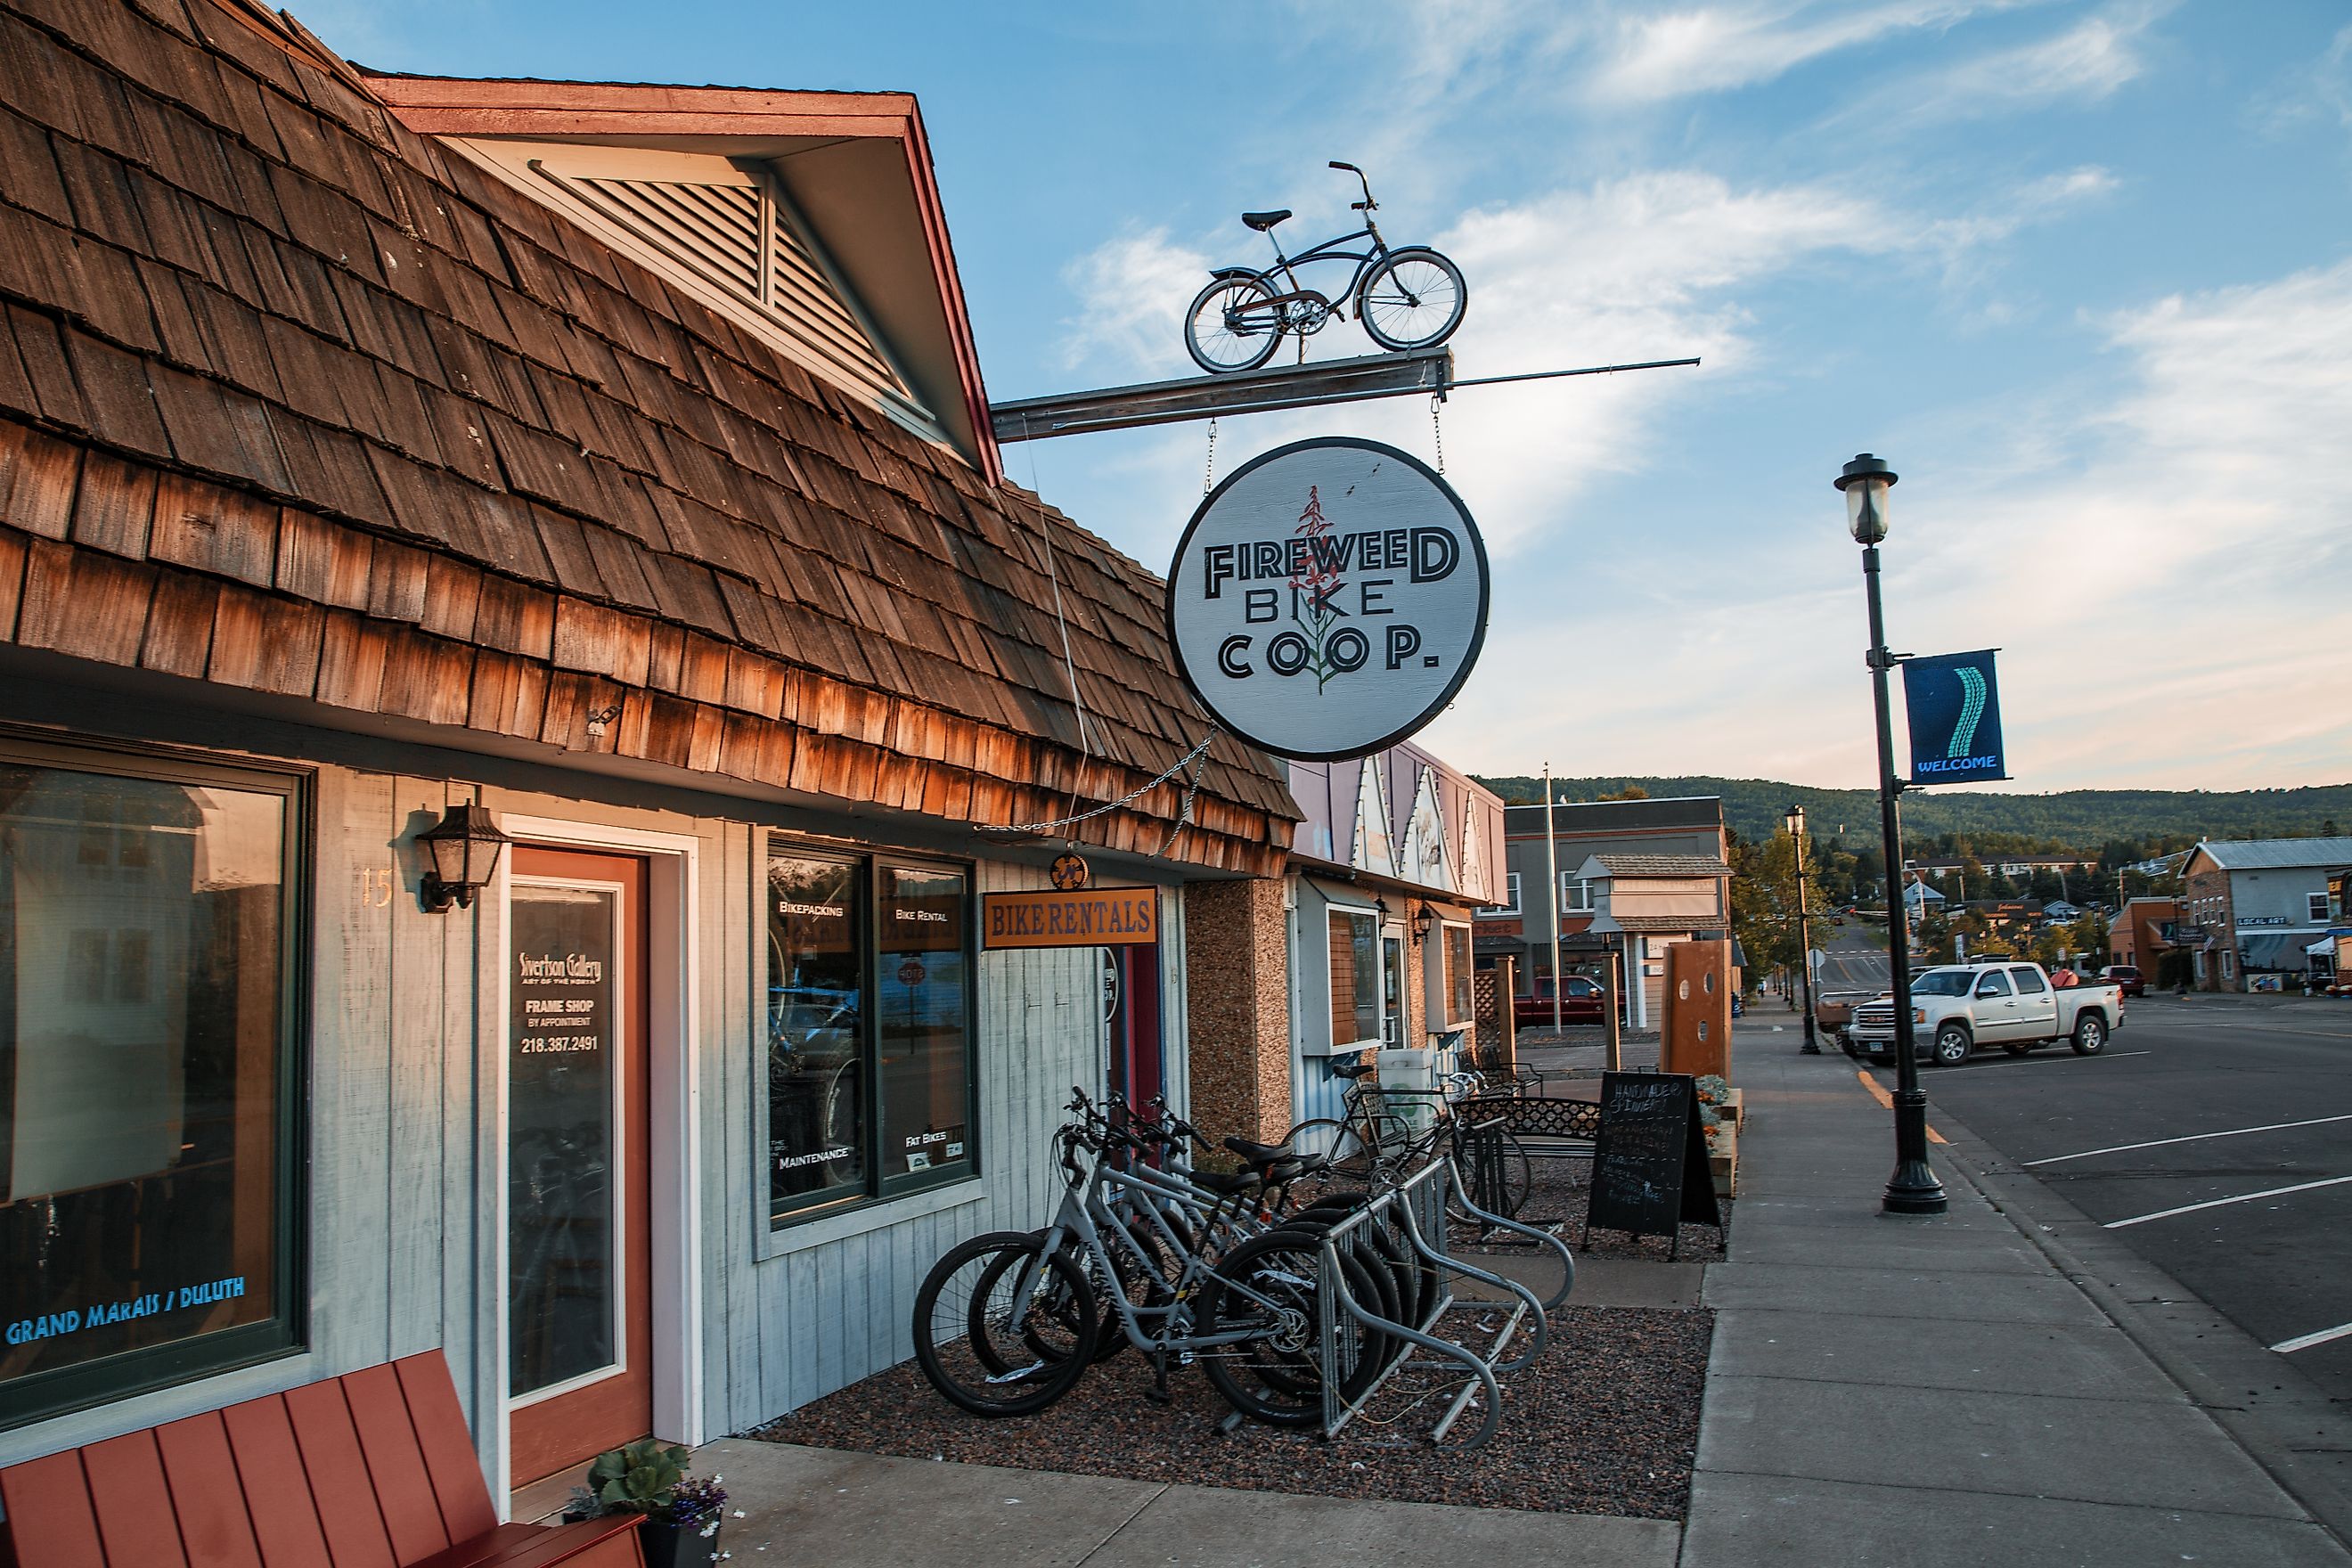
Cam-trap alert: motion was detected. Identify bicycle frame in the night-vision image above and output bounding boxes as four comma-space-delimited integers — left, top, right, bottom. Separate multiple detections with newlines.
1248, 220, 1391, 305
1007, 1140, 1313, 1360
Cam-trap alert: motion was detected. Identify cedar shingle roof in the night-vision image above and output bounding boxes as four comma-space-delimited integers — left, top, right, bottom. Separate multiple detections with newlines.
1592, 854, 1733, 878
0, 0, 1296, 871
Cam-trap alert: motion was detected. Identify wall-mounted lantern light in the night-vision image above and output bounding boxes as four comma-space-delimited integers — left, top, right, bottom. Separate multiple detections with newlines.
418, 802, 512, 911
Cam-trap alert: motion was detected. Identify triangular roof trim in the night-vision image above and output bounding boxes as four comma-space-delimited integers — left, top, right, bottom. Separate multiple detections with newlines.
363, 73, 1000, 484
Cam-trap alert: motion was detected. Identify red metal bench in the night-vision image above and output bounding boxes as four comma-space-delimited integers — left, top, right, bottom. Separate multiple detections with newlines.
0, 1351, 644, 1568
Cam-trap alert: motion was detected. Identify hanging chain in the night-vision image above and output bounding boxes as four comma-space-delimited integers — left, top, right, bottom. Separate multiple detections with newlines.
1430, 394, 1446, 475
1203, 417, 1219, 494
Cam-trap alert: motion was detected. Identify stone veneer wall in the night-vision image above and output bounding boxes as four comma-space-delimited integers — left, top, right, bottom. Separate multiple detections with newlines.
1183, 878, 1293, 1142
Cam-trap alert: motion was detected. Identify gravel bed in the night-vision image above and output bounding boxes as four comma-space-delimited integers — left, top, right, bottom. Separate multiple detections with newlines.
753, 1303, 1712, 1520
1503, 1157, 1733, 1262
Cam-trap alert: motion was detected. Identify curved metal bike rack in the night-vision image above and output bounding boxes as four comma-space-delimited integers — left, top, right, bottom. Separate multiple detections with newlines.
1311, 1145, 1577, 1447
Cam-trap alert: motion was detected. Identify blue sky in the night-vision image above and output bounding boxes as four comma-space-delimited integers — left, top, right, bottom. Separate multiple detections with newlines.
323, 1, 2352, 795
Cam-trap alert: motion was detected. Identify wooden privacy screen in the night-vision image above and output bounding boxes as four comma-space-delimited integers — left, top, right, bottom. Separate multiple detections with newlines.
1658, 940, 1734, 1081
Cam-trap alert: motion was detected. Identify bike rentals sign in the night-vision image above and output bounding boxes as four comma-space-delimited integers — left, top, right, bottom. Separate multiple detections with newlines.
1166, 437, 1489, 761
1902, 649, 2009, 785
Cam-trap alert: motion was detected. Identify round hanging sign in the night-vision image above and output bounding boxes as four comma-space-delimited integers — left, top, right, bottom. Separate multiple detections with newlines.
1049, 851, 1090, 890
1166, 437, 1489, 762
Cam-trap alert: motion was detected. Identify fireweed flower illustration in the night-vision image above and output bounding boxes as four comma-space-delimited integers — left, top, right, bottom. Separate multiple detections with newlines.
1288, 486, 1344, 693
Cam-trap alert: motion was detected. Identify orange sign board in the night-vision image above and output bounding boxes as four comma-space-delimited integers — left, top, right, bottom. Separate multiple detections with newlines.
984, 886, 1159, 949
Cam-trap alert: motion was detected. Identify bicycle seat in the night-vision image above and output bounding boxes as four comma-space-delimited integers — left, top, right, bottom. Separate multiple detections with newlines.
1223, 1135, 1294, 1164
1241, 208, 1292, 232
1332, 1058, 1378, 1080
1191, 1167, 1263, 1195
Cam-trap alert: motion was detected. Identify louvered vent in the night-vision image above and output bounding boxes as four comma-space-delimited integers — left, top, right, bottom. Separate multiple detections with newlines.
530, 159, 933, 431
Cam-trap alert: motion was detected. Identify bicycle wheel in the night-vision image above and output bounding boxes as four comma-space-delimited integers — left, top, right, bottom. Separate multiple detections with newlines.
912, 1231, 1096, 1417
1196, 1225, 1388, 1426
1356, 248, 1466, 351
1186, 274, 1284, 373
1288, 1118, 1378, 1181
1447, 1126, 1532, 1223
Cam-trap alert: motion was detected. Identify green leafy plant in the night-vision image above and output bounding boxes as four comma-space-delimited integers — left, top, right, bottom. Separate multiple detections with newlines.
584, 1439, 695, 1515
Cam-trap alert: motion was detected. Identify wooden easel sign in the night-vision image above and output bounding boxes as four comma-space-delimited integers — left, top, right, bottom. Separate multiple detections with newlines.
1582, 1071, 1721, 1258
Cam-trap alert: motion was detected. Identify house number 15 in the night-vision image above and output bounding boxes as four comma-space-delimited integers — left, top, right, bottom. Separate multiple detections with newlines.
356, 866, 395, 908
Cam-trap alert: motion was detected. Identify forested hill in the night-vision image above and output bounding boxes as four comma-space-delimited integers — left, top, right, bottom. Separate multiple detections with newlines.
1469, 776, 2352, 852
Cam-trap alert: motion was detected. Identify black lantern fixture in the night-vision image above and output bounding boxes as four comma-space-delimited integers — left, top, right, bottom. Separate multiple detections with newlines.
1833, 453, 1947, 1216
418, 802, 512, 911
1785, 804, 1819, 1054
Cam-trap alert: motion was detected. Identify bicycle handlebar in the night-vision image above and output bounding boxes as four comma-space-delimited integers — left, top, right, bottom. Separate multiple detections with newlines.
1330, 160, 1376, 212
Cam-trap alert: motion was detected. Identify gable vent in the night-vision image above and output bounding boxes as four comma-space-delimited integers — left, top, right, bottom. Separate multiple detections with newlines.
522, 153, 937, 437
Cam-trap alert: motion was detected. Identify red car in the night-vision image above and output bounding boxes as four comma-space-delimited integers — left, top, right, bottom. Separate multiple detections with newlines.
2102, 965, 2144, 997
1515, 976, 1605, 1027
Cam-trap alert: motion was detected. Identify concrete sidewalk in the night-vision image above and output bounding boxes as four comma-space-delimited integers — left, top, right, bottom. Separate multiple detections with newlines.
694, 1029, 2352, 1566
1681, 1037, 2352, 1567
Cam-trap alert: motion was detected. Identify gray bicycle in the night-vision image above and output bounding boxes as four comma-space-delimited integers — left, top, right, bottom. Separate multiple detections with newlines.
1185, 162, 1467, 373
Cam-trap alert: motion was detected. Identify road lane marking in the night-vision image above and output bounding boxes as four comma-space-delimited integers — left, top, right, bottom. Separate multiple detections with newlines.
1853, 1070, 1948, 1144
2004, 1050, 2152, 1065
2272, 1321, 2352, 1354
2025, 1113, 2352, 1167
2104, 1175, 2352, 1229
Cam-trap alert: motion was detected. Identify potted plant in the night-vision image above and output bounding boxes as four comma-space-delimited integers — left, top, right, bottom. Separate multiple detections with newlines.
568, 1439, 730, 1568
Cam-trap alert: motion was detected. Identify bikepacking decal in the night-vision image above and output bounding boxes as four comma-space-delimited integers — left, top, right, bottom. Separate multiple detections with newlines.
1166, 437, 1489, 761
1901, 649, 2010, 785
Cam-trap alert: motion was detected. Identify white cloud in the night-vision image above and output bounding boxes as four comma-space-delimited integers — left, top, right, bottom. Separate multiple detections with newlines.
1055, 227, 1213, 379
1858, 1, 2171, 126
1435, 256, 2352, 791
1586, 1, 1999, 104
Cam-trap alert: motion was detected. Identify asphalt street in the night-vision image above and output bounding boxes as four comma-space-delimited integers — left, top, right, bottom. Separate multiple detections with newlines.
1867, 995, 2352, 1403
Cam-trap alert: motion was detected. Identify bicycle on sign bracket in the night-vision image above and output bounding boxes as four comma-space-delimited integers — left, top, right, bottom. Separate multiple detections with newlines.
1184, 162, 1467, 374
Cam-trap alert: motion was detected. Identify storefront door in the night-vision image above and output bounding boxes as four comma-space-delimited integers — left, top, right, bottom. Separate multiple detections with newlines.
507, 847, 652, 1486
1380, 926, 1406, 1046
1103, 943, 1163, 1106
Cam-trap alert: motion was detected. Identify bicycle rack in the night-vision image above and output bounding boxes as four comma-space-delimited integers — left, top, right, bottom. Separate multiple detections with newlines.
1311, 1155, 1576, 1448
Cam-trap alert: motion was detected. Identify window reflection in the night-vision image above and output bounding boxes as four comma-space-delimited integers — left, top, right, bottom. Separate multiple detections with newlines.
767, 854, 862, 1213
1, 764, 286, 1399
878, 866, 968, 1180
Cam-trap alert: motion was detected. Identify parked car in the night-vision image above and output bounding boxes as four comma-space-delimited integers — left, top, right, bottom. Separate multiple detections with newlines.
1847, 962, 2126, 1066
2102, 964, 2144, 997
1515, 976, 1605, 1028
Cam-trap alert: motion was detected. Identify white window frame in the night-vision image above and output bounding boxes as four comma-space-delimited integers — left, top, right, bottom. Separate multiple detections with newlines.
2311, 893, 2331, 924
1476, 871, 1521, 917
1561, 873, 1597, 913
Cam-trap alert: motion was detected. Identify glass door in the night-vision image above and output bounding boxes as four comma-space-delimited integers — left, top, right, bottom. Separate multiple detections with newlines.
506, 846, 651, 1487
1380, 927, 1406, 1046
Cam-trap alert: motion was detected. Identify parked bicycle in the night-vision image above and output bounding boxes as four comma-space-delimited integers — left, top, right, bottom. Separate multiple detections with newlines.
911, 1090, 1425, 1426
1184, 162, 1467, 374
1288, 1057, 1532, 1222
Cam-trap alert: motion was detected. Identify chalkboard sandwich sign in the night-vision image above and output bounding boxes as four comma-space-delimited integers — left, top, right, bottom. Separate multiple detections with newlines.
1583, 1071, 1721, 1258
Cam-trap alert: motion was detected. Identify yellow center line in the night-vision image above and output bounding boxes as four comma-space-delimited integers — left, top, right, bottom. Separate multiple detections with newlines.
1855, 1069, 1948, 1144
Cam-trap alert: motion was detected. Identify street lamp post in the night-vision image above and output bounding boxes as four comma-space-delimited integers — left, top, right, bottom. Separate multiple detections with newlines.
1787, 804, 1818, 1053
1836, 453, 1948, 1217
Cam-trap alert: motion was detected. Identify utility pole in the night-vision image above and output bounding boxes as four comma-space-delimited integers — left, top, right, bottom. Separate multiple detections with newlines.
1543, 761, 1563, 1033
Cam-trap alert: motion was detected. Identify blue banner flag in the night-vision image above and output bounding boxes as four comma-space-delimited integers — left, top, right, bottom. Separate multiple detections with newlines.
1902, 649, 2008, 785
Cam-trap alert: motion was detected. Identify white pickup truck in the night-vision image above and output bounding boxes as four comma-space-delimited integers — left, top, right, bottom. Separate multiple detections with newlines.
1846, 962, 2125, 1067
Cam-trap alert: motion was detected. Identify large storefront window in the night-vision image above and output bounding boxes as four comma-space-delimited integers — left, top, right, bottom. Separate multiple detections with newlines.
767, 844, 974, 1222
1, 746, 300, 1429
1329, 911, 1377, 1047
1441, 923, 1473, 1025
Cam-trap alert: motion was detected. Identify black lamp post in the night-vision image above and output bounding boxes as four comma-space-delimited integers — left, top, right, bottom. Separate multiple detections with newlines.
1787, 804, 1819, 1054
1835, 453, 1947, 1216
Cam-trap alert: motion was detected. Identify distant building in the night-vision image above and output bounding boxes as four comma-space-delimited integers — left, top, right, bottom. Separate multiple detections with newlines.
2178, 837, 2352, 991
1480, 796, 1730, 1029
2110, 897, 2182, 981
